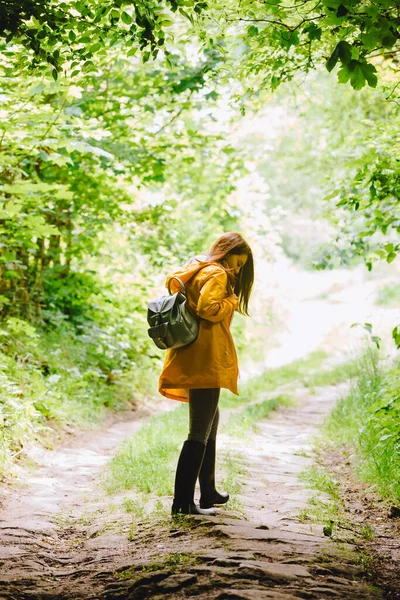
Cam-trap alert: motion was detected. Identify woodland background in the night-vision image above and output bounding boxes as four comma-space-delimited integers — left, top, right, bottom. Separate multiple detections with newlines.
0, 0, 399, 502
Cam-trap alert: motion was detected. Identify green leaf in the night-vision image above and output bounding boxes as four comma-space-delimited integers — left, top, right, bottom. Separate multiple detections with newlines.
179, 8, 194, 24
361, 32, 378, 50
4, 200, 23, 217
382, 34, 397, 48
337, 64, 351, 83
340, 60, 365, 90
121, 11, 132, 25
279, 30, 299, 49
371, 336, 381, 349
247, 26, 259, 37
89, 42, 103, 54
205, 90, 218, 101
360, 62, 377, 88
392, 326, 400, 349
350, 63, 365, 90
305, 23, 322, 41
370, 183, 377, 198
53, 187, 74, 200
387, 252, 397, 263
52, 68, 58, 81
0, 295, 10, 306
336, 4, 348, 16
327, 43, 340, 73
159, 17, 174, 26
337, 41, 352, 65
30, 83, 45, 96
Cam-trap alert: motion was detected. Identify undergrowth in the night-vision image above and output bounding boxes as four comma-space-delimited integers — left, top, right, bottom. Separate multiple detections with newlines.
323, 348, 400, 502
0, 313, 159, 480
104, 404, 188, 496
300, 346, 400, 543
298, 465, 344, 536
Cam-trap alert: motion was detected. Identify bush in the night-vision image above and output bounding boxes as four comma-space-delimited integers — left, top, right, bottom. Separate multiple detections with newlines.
325, 349, 400, 502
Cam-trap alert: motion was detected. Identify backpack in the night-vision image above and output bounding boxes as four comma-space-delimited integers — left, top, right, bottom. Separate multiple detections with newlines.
147, 276, 199, 350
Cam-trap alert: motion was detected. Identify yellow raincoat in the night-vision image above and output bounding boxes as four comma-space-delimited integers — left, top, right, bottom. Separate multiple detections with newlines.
158, 259, 239, 402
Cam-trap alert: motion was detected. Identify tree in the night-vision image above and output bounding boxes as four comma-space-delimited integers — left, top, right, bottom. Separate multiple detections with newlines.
195, 0, 399, 91
2, 1, 398, 91
0, 0, 206, 75
0, 39, 244, 319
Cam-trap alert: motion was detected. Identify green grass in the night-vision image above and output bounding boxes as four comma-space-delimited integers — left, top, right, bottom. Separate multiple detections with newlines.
220, 350, 329, 409
311, 347, 400, 506
297, 465, 344, 534
122, 497, 146, 518
114, 552, 197, 581
104, 407, 248, 519
360, 523, 375, 541
104, 404, 188, 496
225, 394, 293, 437
325, 350, 400, 501
305, 358, 361, 388
376, 283, 400, 307
219, 450, 247, 515
297, 346, 400, 550
0, 318, 158, 480
299, 465, 340, 500
220, 350, 359, 411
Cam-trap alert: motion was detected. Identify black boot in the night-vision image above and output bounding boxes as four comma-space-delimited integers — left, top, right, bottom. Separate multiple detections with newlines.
172, 440, 216, 516
199, 438, 229, 509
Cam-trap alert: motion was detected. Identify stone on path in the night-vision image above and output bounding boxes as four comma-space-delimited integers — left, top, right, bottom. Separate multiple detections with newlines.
215, 589, 305, 600
157, 573, 197, 591
237, 561, 312, 582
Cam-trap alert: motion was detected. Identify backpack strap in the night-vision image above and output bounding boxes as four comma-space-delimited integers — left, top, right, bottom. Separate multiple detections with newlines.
167, 276, 186, 295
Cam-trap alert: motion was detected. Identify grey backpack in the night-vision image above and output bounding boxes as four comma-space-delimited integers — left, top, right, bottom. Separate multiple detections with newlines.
147, 276, 199, 350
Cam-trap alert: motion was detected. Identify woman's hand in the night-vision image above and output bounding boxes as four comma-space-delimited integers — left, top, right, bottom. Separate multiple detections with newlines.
197, 272, 238, 322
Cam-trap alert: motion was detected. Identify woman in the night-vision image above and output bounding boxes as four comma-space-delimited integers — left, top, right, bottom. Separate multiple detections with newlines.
159, 232, 254, 516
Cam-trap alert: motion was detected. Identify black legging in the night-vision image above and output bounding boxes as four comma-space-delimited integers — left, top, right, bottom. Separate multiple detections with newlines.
187, 388, 220, 444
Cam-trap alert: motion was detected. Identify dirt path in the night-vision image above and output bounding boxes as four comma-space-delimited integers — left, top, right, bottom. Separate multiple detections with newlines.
0, 381, 384, 600
1, 262, 399, 599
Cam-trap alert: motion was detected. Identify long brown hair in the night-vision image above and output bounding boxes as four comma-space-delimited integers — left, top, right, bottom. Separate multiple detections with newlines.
203, 232, 254, 316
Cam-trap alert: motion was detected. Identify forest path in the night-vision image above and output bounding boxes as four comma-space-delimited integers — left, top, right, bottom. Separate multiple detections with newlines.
0, 379, 382, 600
0, 262, 398, 599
